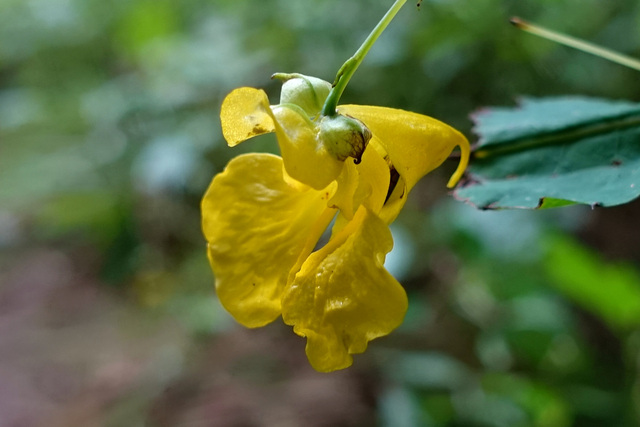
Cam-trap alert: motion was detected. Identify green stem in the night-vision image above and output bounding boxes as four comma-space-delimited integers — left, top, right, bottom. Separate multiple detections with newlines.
322, 0, 407, 116
510, 17, 640, 72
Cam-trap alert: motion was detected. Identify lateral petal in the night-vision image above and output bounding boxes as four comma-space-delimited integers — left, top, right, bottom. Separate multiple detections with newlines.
331, 143, 390, 234
357, 141, 391, 214
281, 207, 408, 372
202, 153, 330, 327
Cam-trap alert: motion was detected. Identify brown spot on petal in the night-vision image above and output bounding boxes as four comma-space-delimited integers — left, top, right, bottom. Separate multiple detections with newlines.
252, 124, 268, 134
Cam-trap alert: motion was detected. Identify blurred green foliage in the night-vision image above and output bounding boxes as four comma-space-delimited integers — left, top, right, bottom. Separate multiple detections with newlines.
1, 0, 640, 426
545, 234, 640, 330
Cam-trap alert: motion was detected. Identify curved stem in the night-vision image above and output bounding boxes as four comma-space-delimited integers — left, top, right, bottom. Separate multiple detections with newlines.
322, 0, 407, 116
511, 17, 640, 72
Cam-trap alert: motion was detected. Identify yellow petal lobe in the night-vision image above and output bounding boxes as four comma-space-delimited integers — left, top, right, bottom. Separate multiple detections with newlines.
328, 159, 359, 219
356, 141, 391, 214
331, 144, 390, 235
220, 87, 276, 147
202, 153, 329, 327
272, 105, 344, 190
281, 207, 408, 372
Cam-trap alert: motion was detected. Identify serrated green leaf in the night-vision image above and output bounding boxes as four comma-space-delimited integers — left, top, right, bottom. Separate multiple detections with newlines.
454, 97, 640, 209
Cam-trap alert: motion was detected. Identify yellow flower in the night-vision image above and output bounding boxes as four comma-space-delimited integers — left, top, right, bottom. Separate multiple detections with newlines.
202, 75, 469, 372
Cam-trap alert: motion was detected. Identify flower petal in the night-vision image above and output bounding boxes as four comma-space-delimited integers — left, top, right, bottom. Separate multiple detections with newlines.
281, 207, 408, 372
356, 141, 391, 214
220, 87, 276, 147
330, 143, 390, 234
272, 105, 344, 190
338, 105, 470, 191
202, 153, 331, 327
327, 159, 359, 219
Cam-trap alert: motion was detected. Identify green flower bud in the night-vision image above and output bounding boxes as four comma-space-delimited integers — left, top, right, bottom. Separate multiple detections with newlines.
318, 114, 372, 164
272, 73, 332, 118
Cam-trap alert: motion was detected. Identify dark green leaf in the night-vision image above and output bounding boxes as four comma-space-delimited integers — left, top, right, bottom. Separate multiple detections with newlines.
454, 97, 640, 209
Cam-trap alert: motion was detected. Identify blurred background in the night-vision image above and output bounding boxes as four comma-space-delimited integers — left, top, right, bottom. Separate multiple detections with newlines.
1, 0, 640, 425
